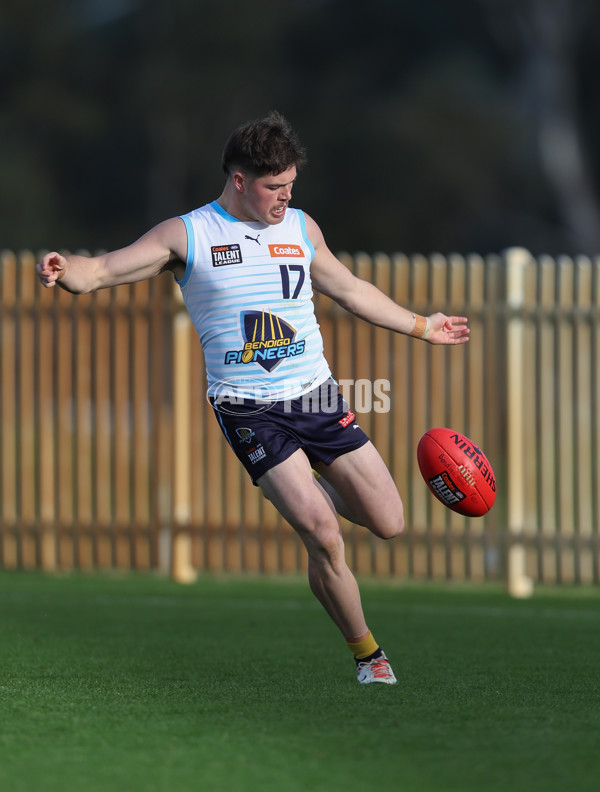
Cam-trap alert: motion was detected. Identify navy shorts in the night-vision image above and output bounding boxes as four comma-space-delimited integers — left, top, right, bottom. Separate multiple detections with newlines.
210, 378, 370, 484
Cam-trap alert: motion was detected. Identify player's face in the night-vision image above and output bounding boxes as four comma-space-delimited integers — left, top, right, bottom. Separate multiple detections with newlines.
238, 166, 297, 224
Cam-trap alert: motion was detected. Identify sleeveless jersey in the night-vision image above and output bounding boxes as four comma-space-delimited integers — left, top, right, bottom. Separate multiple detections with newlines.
177, 201, 332, 401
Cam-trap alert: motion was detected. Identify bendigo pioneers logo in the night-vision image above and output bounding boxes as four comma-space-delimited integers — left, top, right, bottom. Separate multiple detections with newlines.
224, 309, 306, 372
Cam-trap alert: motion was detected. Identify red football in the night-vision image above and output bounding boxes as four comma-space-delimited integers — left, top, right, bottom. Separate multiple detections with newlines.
417, 427, 496, 517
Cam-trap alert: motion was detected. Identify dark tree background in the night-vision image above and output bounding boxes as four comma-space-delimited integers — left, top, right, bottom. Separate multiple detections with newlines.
2, 0, 600, 256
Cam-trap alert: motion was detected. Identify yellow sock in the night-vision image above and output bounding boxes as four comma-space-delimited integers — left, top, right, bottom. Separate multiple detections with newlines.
346, 630, 379, 660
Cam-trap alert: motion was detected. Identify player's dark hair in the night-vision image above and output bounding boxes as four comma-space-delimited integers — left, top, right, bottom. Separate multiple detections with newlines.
222, 111, 307, 178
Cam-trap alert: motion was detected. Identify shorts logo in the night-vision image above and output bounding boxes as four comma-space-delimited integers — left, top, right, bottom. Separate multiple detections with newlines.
268, 244, 304, 258
212, 244, 242, 266
235, 427, 255, 443
428, 471, 466, 506
224, 309, 306, 371
338, 410, 355, 428
248, 445, 267, 464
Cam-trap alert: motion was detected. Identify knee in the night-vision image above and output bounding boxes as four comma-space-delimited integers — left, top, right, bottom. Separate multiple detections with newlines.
369, 507, 404, 540
306, 519, 346, 567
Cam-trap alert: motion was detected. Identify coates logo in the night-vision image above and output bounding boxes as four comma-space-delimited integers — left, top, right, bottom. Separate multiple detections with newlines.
268, 244, 304, 258
338, 410, 355, 428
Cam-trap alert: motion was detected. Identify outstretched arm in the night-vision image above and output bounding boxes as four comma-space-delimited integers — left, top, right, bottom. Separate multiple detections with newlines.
36, 217, 188, 294
306, 213, 469, 345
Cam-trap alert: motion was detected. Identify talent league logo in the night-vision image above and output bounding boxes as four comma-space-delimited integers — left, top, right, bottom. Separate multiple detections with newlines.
211, 244, 242, 266
428, 471, 466, 506
224, 309, 306, 371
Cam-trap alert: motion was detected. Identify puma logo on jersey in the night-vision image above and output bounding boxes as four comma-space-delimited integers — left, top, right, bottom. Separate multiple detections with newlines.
244, 234, 261, 245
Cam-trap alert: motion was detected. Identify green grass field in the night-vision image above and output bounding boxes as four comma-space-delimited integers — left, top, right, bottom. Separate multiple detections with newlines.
1, 571, 599, 792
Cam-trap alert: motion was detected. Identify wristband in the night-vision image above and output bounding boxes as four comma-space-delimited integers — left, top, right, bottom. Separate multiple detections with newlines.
410, 313, 428, 339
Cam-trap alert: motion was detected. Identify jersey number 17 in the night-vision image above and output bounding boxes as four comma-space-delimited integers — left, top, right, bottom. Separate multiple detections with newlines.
279, 264, 305, 299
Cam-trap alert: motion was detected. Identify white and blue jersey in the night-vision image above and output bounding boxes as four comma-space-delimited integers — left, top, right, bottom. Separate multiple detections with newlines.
177, 201, 332, 401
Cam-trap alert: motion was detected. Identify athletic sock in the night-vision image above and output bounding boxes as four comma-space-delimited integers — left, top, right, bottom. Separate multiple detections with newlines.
346, 630, 381, 663
355, 647, 384, 665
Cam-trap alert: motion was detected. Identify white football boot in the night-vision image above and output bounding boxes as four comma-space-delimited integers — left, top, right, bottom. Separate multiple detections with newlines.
356, 652, 397, 685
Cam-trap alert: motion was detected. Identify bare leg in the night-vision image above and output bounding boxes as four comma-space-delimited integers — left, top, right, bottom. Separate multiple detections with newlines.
313, 473, 363, 525
313, 440, 405, 538
258, 449, 368, 639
